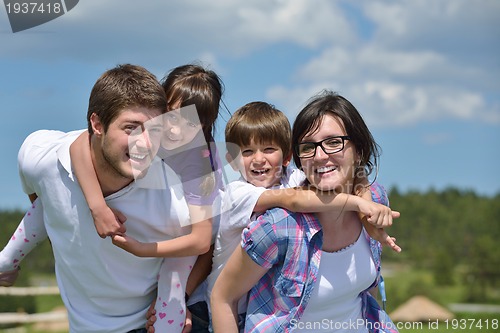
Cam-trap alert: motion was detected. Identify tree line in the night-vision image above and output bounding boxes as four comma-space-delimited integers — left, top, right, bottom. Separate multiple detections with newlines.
384, 187, 500, 302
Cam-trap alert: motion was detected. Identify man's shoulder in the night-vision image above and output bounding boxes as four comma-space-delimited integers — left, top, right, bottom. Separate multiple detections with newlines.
19, 129, 84, 173
21, 129, 83, 151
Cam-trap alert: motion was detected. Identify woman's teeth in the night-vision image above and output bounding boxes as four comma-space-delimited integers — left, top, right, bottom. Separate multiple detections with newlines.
316, 166, 336, 174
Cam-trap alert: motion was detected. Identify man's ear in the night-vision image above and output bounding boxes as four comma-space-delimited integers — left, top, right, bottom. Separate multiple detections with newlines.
90, 113, 104, 136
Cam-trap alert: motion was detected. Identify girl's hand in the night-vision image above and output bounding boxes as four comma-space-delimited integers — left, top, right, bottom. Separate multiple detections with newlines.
111, 234, 147, 256
91, 205, 127, 238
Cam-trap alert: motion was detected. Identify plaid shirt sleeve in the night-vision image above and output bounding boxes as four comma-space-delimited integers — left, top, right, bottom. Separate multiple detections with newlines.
370, 181, 389, 206
241, 214, 280, 269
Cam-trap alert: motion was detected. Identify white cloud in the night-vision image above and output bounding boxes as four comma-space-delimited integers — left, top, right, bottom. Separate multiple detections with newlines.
266, 0, 500, 126
2, 0, 498, 127
1, 0, 356, 61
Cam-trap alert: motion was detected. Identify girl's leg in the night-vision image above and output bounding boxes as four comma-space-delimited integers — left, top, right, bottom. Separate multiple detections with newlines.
154, 255, 197, 333
0, 198, 47, 285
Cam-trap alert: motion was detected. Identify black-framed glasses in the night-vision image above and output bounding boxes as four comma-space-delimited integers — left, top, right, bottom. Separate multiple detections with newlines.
295, 136, 350, 158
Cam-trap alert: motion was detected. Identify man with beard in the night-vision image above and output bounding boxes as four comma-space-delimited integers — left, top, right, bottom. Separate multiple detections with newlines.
16, 64, 191, 333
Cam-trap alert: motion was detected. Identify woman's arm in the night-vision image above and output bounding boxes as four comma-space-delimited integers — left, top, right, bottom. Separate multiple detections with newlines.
111, 204, 213, 257
211, 245, 268, 333
70, 132, 126, 238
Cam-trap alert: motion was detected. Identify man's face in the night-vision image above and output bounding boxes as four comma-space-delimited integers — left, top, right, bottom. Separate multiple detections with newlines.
95, 106, 163, 182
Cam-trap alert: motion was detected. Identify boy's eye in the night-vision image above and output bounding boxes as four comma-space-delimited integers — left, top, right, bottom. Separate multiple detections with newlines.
264, 147, 278, 153
241, 149, 253, 156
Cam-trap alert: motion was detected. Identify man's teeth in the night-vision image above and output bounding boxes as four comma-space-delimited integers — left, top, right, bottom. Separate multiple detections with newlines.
252, 169, 267, 175
130, 153, 147, 160
316, 166, 336, 173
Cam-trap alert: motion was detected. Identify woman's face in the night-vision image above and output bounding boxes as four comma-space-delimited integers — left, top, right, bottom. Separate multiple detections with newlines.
299, 114, 359, 193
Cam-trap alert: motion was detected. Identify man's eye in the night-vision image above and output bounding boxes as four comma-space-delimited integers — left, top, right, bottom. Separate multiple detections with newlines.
126, 125, 139, 133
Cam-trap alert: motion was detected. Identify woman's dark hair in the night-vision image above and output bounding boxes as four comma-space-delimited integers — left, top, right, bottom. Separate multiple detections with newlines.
292, 90, 380, 180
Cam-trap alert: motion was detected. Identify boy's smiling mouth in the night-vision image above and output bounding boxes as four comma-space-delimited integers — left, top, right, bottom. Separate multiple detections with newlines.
251, 168, 269, 175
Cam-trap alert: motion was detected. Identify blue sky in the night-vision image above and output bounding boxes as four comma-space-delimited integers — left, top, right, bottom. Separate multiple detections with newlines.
0, 0, 499, 210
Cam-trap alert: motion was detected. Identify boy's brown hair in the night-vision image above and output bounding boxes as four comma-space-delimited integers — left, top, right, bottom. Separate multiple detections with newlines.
225, 102, 291, 160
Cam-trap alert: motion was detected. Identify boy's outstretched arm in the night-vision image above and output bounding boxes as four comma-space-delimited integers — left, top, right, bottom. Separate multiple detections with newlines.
70, 131, 126, 238
255, 186, 399, 228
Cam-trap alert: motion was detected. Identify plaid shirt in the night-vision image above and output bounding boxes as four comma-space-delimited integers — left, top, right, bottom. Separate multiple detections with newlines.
241, 183, 387, 333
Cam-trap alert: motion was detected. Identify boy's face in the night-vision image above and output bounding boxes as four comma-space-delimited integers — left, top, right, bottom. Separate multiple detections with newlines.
236, 139, 290, 188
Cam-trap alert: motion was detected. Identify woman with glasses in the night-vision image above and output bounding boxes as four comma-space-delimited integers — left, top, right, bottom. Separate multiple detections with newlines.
211, 91, 398, 332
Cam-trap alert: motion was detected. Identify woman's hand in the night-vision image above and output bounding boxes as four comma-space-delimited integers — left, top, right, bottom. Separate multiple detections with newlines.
362, 220, 401, 253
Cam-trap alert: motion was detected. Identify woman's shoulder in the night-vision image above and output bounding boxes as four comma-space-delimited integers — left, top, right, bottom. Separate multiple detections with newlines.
250, 208, 315, 238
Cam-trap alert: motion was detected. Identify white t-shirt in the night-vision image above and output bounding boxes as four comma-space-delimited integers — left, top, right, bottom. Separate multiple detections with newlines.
18, 130, 192, 333
206, 166, 305, 313
295, 229, 377, 332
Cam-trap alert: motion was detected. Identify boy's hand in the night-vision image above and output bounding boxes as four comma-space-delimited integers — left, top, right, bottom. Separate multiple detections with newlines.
358, 199, 400, 228
91, 205, 127, 238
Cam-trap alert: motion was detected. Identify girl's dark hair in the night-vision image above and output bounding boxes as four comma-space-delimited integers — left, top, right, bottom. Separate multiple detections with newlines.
161, 64, 224, 143
292, 90, 380, 180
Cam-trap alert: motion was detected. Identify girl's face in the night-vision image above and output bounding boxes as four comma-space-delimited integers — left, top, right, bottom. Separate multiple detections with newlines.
162, 107, 202, 150
299, 114, 359, 193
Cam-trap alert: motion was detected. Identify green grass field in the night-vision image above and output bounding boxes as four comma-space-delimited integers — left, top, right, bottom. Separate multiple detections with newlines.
1, 264, 498, 333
